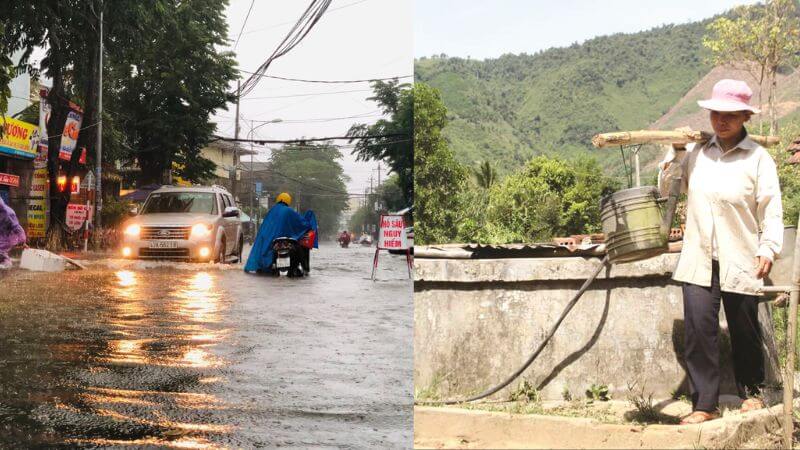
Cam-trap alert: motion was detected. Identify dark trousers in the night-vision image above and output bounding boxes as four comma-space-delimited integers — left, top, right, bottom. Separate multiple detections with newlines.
682, 261, 764, 412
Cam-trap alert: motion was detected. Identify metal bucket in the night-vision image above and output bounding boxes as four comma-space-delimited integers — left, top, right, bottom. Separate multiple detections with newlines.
600, 186, 669, 264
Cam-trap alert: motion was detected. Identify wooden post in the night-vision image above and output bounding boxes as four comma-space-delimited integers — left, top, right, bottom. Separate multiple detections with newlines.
371, 248, 380, 281
784, 212, 800, 449
406, 248, 413, 279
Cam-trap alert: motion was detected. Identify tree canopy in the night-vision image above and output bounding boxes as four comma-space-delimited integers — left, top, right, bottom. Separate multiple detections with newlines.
0, 0, 236, 248
703, 0, 800, 134
347, 79, 413, 207
260, 144, 350, 237
413, 82, 467, 245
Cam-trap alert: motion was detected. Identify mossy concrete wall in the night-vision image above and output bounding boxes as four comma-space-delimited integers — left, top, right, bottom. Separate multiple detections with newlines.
414, 253, 759, 401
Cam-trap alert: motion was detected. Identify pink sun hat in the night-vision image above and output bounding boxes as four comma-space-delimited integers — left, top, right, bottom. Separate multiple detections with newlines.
697, 79, 760, 114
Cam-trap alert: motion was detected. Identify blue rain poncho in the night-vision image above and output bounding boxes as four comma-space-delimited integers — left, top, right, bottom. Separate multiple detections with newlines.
244, 202, 317, 272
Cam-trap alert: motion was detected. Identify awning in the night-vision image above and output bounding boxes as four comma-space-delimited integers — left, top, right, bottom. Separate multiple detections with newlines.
120, 184, 161, 203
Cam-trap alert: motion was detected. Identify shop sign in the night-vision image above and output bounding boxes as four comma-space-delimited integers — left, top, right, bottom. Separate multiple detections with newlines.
66, 203, 90, 231
0, 172, 20, 187
0, 117, 38, 159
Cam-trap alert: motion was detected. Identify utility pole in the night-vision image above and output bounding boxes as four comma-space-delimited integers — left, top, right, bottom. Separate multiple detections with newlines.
233, 80, 241, 199
249, 120, 255, 239
376, 163, 381, 188
95, 3, 104, 230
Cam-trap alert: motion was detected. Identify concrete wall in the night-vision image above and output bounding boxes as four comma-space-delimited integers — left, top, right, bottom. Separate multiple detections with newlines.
414, 253, 755, 401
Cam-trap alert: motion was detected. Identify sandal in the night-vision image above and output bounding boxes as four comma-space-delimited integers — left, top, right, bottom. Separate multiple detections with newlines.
740, 398, 765, 413
679, 410, 720, 425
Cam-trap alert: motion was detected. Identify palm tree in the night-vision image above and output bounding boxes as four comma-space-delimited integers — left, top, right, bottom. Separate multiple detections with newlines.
473, 160, 497, 189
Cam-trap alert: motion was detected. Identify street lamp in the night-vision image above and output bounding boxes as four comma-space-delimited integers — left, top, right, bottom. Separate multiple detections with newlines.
247, 118, 282, 234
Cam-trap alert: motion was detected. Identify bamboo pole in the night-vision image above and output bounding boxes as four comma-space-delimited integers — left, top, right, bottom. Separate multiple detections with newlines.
784, 213, 800, 449
591, 130, 781, 148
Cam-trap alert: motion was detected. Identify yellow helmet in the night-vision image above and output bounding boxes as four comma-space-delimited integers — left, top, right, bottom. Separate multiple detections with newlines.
276, 192, 292, 205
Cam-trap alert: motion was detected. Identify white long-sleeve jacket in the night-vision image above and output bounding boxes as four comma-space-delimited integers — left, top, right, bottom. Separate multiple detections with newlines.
658, 133, 783, 295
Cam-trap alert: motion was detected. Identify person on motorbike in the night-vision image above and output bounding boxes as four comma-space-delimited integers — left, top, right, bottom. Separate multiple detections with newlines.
244, 192, 318, 276
338, 230, 351, 247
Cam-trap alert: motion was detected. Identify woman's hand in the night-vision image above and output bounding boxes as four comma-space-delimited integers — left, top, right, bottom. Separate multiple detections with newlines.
754, 256, 772, 279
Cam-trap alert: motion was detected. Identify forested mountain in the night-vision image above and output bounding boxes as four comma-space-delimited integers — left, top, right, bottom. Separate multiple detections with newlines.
415, 20, 715, 178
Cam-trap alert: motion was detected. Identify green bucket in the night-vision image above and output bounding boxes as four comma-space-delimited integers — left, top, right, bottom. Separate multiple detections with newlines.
600, 186, 669, 264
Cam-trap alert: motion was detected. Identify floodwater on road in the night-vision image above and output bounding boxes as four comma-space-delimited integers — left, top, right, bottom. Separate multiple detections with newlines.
0, 243, 412, 448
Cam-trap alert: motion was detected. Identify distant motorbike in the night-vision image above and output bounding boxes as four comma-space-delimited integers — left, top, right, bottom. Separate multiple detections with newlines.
270, 230, 314, 277
338, 233, 351, 248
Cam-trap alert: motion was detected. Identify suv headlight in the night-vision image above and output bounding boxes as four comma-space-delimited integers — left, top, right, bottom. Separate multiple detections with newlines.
191, 223, 212, 238
124, 224, 141, 237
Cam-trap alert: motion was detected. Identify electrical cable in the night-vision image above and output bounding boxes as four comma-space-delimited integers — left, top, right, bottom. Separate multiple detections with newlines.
233, 0, 256, 51
236, 0, 370, 37
241, 88, 372, 100
211, 133, 408, 144
416, 255, 612, 405
238, 0, 333, 97
236, 70, 412, 84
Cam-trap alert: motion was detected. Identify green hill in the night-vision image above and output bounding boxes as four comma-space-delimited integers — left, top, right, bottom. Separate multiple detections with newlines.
415, 20, 716, 179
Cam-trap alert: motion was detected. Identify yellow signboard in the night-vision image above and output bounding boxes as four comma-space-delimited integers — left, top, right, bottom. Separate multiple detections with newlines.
0, 117, 38, 159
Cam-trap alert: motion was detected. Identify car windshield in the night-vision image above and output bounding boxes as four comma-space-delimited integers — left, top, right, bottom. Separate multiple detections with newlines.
141, 192, 217, 215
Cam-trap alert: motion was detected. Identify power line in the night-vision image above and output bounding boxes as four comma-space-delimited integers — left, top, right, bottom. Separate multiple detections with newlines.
239, 0, 333, 97
235, 0, 371, 37
211, 133, 408, 144
233, 0, 256, 51
241, 88, 372, 100
267, 111, 383, 124
236, 70, 412, 84
258, 168, 350, 195
214, 109, 382, 123
247, 138, 412, 151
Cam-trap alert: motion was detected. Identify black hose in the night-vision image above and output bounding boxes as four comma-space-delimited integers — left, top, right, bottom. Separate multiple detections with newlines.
417, 254, 611, 405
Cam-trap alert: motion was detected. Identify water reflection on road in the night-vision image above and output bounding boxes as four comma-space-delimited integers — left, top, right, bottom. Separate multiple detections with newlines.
0, 244, 412, 448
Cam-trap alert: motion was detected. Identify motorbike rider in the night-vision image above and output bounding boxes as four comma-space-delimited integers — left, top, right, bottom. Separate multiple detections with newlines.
338, 230, 351, 247
244, 192, 318, 276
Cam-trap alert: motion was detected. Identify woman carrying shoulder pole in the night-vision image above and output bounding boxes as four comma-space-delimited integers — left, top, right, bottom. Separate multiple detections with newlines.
658, 79, 784, 425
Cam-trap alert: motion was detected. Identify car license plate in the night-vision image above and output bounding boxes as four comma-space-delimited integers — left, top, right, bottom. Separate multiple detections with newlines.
148, 241, 178, 249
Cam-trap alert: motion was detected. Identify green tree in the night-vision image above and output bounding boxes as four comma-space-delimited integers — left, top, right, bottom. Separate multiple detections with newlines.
1, 0, 235, 249
0, 24, 12, 121
703, 0, 800, 134
768, 119, 800, 224
261, 144, 349, 237
348, 174, 405, 233
2, 0, 137, 248
481, 156, 618, 243
109, 0, 236, 185
473, 160, 497, 189
414, 83, 467, 245
347, 79, 413, 207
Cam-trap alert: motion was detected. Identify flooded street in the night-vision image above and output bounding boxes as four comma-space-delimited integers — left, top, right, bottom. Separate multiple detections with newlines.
0, 244, 412, 448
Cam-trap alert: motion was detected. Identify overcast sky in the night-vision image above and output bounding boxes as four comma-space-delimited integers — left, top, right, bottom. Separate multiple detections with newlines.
415, 0, 760, 60
215, 0, 413, 196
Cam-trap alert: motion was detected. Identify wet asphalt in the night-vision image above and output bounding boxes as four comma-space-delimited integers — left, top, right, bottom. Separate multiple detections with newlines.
0, 243, 412, 449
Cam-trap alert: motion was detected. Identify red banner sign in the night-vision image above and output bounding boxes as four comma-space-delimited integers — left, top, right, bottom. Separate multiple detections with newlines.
0, 173, 20, 187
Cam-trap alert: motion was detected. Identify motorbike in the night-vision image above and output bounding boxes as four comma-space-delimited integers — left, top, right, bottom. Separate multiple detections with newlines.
270, 230, 314, 277
338, 234, 351, 248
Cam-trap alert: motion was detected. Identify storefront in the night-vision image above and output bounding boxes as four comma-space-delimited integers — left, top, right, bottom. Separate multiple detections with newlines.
0, 117, 38, 229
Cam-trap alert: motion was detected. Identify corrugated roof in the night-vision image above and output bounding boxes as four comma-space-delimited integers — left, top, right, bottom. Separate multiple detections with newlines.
416, 242, 606, 259
416, 241, 684, 259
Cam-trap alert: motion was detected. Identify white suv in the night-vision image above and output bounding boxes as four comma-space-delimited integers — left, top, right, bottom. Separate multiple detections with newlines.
120, 185, 244, 262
